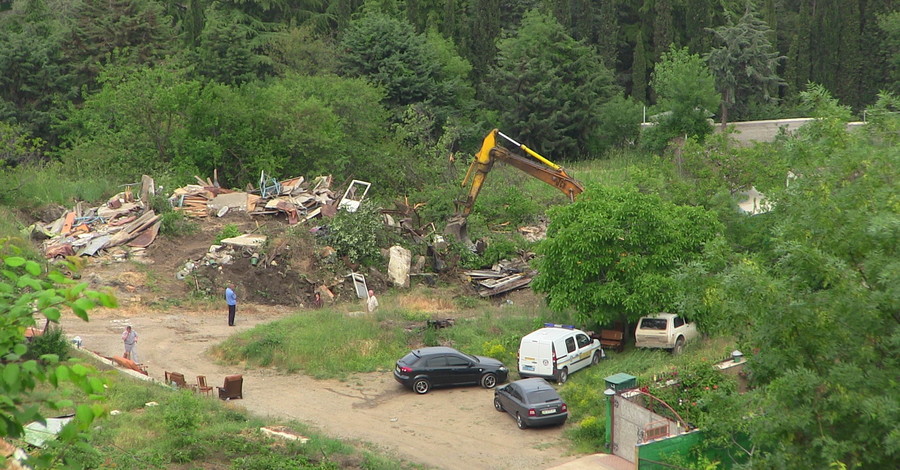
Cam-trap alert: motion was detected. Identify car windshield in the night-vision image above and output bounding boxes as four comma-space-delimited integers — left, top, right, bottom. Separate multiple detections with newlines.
525, 390, 560, 404
463, 352, 479, 362
639, 318, 668, 330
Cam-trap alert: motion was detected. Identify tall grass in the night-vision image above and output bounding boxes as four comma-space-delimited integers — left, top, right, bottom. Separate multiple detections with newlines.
36, 370, 413, 469
211, 294, 560, 379
0, 163, 121, 208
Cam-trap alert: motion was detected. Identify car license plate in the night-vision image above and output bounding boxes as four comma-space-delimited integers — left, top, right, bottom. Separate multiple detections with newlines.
523, 365, 535, 371
541, 408, 556, 415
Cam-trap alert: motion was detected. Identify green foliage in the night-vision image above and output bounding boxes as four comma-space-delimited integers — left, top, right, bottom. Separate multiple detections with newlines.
214, 224, 241, 245
705, 6, 785, 123
0, 0, 73, 142
65, 0, 176, 91
879, 11, 900, 93
23, 325, 70, 361
338, 10, 473, 113
532, 185, 723, 325
0, 162, 120, 208
0, 120, 46, 167
594, 95, 643, 153
645, 45, 720, 153
483, 9, 620, 159
0, 242, 115, 464
322, 203, 385, 267
186, 4, 275, 85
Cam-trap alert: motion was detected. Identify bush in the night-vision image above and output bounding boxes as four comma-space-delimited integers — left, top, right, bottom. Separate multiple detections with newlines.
215, 224, 241, 244
322, 202, 385, 266
25, 325, 70, 361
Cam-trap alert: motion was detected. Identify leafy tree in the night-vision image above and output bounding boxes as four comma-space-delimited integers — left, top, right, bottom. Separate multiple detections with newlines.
878, 11, 900, 93
482, 9, 619, 159
594, 95, 642, 152
0, 120, 45, 167
531, 185, 723, 325
0, 242, 115, 467
677, 90, 900, 467
0, 0, 73, 143
644, 45, 720, 152
705, 6, 784, 124
338, 10, 473, 116
630, 29, 649, 104
59, 63, 204, 181
186, 3, 276, 85
64, 0, 176, 91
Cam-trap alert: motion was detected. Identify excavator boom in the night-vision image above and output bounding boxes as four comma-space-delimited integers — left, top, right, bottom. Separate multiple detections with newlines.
446, 129, 584, 241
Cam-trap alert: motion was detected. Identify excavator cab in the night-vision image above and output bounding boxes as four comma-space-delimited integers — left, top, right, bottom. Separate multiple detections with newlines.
445, 129, 583, 243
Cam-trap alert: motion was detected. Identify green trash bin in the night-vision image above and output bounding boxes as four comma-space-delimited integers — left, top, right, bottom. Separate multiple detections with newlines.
604, 373, 637, 392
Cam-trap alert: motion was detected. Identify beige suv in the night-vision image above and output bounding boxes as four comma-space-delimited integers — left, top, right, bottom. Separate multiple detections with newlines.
634, 313, 699, 354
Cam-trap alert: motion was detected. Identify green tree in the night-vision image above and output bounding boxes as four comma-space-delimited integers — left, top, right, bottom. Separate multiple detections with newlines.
705, 6, 784, 124
644, 45, 720, 152
186, 4, 276, 85
482, 9, 619, 159
338, 10, 473, 115
0, 0, 73, 143
64, 0, 176, 91
0, 121, 45, 167
0, 243, 115, 467
879, 11, 900, 93
531, 185, 722, 325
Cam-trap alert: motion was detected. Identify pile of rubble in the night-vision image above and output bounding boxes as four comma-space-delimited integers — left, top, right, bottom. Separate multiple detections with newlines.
30, 173, 363, 260
33, 176, 160, 259
463, 257, 536, 297
169, 173, 343, 224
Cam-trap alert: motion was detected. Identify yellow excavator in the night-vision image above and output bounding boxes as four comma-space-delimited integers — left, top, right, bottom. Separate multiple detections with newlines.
444, 129, 584, 242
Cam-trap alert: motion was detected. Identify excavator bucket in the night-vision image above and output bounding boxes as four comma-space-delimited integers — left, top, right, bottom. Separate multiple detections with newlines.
443, 216, 469, 243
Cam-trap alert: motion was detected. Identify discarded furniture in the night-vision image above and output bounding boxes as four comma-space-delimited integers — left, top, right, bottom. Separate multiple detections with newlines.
195, 375, 213, 396
597, 329, 625, 353
165, 371, 189, 389
217, 375, 243, 400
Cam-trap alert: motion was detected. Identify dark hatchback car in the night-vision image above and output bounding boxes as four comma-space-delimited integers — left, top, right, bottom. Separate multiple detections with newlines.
393, 346, 509, 394
493, 378, 568, 429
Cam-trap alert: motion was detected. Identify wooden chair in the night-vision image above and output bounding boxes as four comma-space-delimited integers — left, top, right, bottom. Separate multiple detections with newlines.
165, 371, 189, 389
195, 375, 213, 396
217, 374, 243, 400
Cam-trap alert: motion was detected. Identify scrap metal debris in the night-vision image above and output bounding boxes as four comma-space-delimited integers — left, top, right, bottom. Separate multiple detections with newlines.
37, 183, 161, 259
463, 257, 536, 297
35, 173, 346, 259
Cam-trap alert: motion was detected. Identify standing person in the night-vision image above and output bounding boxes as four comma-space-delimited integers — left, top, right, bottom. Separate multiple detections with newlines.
366, 289, 379, 313
122, 325, 138, 362
225, 283, 237, 326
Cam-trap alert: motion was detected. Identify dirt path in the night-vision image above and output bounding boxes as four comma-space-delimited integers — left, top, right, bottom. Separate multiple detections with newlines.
61, 305, 583, 470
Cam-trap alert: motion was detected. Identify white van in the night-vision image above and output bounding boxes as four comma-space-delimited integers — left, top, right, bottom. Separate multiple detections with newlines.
518, 324, 604, 383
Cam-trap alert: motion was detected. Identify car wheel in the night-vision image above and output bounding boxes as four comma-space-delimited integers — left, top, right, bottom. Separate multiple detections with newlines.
413, 378, 431, 394
494, 397, 504, 412
516, 413, 527, 429
558, 367, 569, 384
673, 336, 686, 355
591, 352, 601, 366
481, 373, 497, 389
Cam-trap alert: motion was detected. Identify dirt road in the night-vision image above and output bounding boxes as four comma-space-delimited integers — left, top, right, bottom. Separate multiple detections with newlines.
61, 304, 583, 470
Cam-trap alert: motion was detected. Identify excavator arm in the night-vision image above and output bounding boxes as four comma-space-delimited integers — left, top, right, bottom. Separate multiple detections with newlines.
445, 129, 584, 241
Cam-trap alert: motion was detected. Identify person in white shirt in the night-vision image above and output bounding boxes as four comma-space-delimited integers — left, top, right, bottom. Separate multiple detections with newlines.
122, 325, 138, 362
366, 289, 379, 313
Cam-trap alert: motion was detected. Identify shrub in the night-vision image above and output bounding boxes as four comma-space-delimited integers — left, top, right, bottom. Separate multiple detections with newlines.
25, 325, 70, 361
322, 202, 384, 266
215, 224, 241, 244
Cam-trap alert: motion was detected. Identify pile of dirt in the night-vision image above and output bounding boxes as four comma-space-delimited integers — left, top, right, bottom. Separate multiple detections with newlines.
81, 211, 391, 309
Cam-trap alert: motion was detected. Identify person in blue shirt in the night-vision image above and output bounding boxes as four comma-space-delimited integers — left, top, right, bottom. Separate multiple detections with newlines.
225, 283, 237, 326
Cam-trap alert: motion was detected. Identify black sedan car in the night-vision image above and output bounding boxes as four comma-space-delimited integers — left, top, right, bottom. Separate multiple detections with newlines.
493, 378, 568, 429
393, 346, 509, 394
